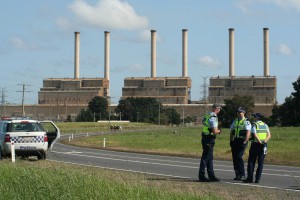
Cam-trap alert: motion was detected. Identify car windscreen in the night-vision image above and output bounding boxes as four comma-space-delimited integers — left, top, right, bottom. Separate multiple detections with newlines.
7, 122, 45, 132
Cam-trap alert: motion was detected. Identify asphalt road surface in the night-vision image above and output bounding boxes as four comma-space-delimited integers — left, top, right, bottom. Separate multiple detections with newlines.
48, 141, 300, 193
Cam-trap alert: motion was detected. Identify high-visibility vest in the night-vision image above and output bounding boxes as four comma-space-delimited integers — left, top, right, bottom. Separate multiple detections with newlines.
233, 118, 248, 139
202, 113, 217, 136
252, 121, 268, 142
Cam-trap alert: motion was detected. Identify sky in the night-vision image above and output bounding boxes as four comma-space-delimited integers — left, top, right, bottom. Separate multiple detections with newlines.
1, 0, 299, 105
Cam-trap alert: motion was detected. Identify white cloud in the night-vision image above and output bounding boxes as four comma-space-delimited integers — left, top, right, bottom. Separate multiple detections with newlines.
197, 56, 222, 68
236, 0, 300, 13
56, 17, 73, 31
129, 64, 146, 73
275, 43, 293, 55
113, 63, 146, 73
9, 37, 37, 50
69, 0, 148, 30
137, 29, 162, 42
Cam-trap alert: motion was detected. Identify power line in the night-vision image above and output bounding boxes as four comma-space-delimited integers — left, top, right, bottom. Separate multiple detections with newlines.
200, 76, 209, 113
17, 84, 32, 117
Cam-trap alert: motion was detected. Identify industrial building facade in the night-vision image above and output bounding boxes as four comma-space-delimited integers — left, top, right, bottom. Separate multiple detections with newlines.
122, 77, 191, 104
208, 28, 277, 105
38, 78, 109, 105
209, 76, 277, 104
1, 28, 278, 121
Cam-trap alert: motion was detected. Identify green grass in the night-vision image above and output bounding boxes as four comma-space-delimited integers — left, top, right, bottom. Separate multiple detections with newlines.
0, 160, 298, 200
0, 160, 220, 200
61, 125, 300, 166
56, 122, 158, 134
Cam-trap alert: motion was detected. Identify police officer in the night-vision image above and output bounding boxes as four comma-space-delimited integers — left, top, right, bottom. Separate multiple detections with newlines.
229, 107, 251, 181
198, 103, 222, 182
243, 113, 271, 183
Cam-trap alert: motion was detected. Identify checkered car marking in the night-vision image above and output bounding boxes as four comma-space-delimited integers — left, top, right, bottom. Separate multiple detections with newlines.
10, 136, 44, 143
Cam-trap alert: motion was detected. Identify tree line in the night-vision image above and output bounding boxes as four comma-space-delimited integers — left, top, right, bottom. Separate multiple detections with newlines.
76, 97, 186, 125
76, 76, 300, 127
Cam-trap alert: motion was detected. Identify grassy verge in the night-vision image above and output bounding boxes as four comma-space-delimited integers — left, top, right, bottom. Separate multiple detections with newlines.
61, 126, 300, 166
0, 160, 298, 200
56, 122, 159, 134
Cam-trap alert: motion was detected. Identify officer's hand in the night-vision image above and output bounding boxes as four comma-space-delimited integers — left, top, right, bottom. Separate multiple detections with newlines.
241, 142, 247, 148
218, 128, 222, 134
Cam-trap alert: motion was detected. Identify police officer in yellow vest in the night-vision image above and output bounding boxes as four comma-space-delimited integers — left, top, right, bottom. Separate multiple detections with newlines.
230, 107, 251, 181
198, 103, 222, 182
243, 113, 271, 183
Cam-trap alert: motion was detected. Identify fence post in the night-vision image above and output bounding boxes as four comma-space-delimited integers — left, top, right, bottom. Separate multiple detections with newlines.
11, 142, 15, 163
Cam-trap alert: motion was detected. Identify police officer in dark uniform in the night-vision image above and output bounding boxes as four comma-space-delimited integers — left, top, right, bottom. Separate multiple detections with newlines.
243, 113, 271, 183
198, 103, 222, 182
229, 107, 251, 181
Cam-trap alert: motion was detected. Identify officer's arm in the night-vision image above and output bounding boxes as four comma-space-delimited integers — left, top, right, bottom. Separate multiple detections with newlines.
243, 121, 251, 144
210, 117, 221, 135
211, 127, 221, 135
253, 131, 261, 144
264, 126, 271, 143
229, 121, 234, 141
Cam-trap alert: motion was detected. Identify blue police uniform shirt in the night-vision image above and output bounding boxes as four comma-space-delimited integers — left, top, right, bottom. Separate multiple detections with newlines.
208, 112, 218, 129
229, 117, 251, 131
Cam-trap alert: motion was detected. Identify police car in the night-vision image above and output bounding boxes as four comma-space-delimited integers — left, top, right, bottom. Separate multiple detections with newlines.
0, 118, 60, 160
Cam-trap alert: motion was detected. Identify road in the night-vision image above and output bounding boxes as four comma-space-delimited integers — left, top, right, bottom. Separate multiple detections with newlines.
48, 140, 300, 193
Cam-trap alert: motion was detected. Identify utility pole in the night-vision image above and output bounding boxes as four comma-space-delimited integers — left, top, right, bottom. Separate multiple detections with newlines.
17, 84, 31, 117
158, 102, 160, 126
0, 88, 7, 116
200, 77, 209, 114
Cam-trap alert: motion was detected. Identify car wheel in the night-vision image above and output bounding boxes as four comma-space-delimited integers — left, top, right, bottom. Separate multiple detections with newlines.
37, 152, 46, 160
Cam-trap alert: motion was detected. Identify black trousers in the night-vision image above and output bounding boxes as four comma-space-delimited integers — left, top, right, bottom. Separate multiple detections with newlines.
231, 138, 247, 177
198, 136, 216, 179
247, 142, 266, 182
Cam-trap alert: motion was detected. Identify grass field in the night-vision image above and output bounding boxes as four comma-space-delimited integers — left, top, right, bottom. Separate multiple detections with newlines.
1, 123, 299, 199
1, 160, 299, 200
59, 123, 300, 167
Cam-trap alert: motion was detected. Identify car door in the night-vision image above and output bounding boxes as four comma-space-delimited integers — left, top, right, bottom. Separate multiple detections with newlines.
40, 121, 60, 150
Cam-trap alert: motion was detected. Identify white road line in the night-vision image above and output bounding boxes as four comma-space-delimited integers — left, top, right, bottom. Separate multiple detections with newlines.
52, 150, 300, 174
51, 151, 300, 178
48, 159, 300, 193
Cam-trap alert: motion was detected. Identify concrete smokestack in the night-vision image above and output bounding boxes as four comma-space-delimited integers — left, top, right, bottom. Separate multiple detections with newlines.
74, 32, 80, 79
151, 30, 156, 78
182, 29, 188, 77
229, 28, 235, 77
263, 28, 270, 77
104, 31, 110, 80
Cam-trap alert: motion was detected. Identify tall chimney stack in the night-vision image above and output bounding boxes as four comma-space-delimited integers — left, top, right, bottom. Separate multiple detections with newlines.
229, 28, 235, 77
104, 31, 110, 80
263, 28, 270, 77
151, 30, 157, 78
182, 29, 188, 77
74, 32, 80, 79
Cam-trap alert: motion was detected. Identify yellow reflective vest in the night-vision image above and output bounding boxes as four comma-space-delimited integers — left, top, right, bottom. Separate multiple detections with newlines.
252, 121, 268, 142
202, 113, 217, 136
232, 117, 248, 139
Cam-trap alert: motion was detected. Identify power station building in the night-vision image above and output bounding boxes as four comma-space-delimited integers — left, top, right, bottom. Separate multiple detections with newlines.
208, 28, 277, 105
38, 31, 110, 105
2, 28, 277, 121
121, 30, 192, 104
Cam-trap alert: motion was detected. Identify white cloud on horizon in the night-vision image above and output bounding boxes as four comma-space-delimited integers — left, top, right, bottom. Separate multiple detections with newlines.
69, 0, 148, 30
112, 63, 146, 73
136, 29, 162, 42
56, 17, 73, 31
9, 37, 38, 50
274, 43, 293, 55
197, 56, 223, 68
236, 0, 300, 13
